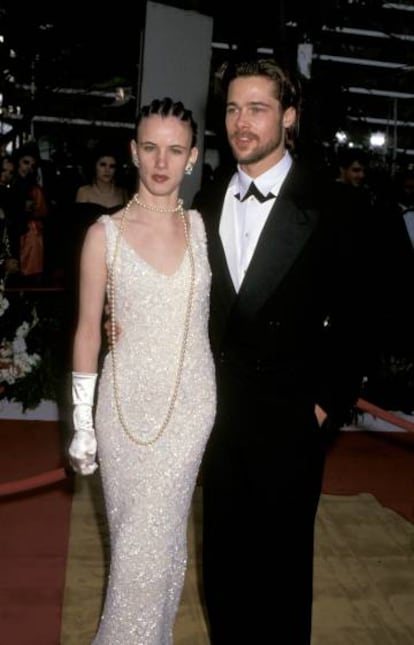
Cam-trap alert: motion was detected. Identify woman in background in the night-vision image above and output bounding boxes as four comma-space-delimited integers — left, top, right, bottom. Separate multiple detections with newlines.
75, 141, 129, 214
65, 143, 130, 331
8, 142, 48, 283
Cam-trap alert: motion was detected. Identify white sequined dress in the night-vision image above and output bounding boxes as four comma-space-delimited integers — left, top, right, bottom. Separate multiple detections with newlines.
92, 210, 216, 645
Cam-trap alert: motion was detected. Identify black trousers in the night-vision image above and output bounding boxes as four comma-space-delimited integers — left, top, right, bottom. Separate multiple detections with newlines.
201, 397, 326, 644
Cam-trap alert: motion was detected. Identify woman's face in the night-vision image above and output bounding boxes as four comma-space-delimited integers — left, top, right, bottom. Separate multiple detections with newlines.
95, 156, 117, 183
0, 159, 15, 184
133, 114, 197, 196
18, 155, 37, 178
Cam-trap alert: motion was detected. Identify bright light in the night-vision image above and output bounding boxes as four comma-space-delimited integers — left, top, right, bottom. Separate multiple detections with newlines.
0, 121, 13, 135
335, 130, 348, 144
369, 132, 386, 148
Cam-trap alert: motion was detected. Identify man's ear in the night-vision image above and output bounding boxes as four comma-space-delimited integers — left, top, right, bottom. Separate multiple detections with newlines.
283, 106, 297, 129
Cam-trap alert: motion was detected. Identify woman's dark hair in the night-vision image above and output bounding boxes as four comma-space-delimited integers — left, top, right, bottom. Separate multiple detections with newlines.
12, 141, 41, 167
336, 147, 368, 170
83, 140, 124, 184
136, 97, 198, 148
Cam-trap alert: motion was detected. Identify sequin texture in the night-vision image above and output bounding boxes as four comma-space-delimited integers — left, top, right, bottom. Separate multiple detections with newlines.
92, 211, 216, 645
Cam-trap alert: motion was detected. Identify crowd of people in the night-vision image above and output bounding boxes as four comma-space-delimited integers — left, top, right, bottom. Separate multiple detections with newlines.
0, 139, 132, 288
1, 54, 413, 645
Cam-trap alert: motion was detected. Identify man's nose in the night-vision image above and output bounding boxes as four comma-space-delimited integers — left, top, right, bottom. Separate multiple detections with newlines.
235, 109, 249, 126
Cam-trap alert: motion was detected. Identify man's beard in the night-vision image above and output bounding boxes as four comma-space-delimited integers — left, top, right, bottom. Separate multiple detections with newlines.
230, 131, 283, 166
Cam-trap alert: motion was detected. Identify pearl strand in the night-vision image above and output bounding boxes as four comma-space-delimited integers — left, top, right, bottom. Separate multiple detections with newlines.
108, 197, 195, 446
133, 193, 184, 214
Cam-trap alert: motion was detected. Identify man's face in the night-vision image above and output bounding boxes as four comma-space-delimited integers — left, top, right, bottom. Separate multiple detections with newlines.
341, 161, 365, 188
225, 75, 296, 177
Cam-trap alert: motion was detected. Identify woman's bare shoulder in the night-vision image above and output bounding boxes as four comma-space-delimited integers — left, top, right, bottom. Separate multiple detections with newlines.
188, 208, 206, 230
75, 184, 92, 202
83, 218, 107, 246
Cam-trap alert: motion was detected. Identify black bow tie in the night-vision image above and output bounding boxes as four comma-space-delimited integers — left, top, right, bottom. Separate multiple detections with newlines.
235, 181, 275, 203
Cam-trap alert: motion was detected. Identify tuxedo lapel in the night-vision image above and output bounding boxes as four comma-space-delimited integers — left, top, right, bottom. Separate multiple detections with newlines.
208, 223, 236, 302
196, 162, 320, 321
236, 194, 319, 318
200, 185, 237, 310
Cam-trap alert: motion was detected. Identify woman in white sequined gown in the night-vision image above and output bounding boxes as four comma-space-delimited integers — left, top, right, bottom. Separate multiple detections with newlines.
68, 98, 216, 645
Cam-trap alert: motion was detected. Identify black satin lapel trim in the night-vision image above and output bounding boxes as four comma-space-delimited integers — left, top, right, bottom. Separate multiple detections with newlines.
203, 207, 237, 304
211, 235, 237, 301
236, 197, 318, 318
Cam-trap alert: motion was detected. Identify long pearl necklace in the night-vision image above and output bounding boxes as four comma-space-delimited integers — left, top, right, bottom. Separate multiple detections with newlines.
108, 194, 195, 446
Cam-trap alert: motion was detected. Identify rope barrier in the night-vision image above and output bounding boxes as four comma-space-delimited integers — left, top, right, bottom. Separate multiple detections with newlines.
0, 399, 412, 499
0, 467, 71, 498
356, 397, 414, 433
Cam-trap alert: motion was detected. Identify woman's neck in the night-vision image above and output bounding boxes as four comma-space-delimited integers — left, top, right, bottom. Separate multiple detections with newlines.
93, 180, 114, 195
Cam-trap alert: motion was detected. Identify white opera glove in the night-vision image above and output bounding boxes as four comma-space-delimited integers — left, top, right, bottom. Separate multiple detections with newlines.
69, 372, 98, 476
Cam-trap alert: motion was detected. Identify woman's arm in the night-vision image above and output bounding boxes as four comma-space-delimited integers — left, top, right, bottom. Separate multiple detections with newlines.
72, 220, 107, 373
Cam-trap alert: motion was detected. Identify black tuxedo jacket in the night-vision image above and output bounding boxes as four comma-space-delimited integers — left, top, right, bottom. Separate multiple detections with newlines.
194, 160, 364, 427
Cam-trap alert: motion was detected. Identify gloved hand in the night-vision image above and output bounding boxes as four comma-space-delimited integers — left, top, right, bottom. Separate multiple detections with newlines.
69, 372, 98, 476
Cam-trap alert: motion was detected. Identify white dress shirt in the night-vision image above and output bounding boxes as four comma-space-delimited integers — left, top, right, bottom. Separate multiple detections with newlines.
219, 151, 293, 291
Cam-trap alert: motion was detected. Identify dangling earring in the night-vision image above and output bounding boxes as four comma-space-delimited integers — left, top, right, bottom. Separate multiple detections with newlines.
185, 163, 193, 176
132, 155, 140, 168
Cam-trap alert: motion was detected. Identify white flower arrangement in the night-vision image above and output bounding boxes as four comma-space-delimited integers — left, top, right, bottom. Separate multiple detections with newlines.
0, 286, 41, 387
0, 281, 62, 410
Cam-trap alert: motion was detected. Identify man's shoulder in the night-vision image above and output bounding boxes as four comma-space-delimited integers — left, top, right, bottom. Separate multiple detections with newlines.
281, 157, 330, 208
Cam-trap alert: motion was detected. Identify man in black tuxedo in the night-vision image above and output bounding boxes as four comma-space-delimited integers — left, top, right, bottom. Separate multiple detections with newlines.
194, 58, 365, 644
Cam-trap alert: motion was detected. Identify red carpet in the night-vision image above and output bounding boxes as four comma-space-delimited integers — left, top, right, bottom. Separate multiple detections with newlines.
323, 430, 414, 524
0, 422, 413, 645
0, 420, 73, 645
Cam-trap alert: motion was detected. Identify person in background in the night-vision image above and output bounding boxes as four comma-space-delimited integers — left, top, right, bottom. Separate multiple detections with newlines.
0, 154, 15, 187
330, 150, 414, 413
336, 146, 368, 189
395, 169, 414, 249
72, 141, 130, 272
359, 167, 414, 413
193, 57, 365, 644
329, 147, 374, 278
75, 141, 129, 213
0, 155, 19, 280
0, 216, 19, 281
67, 97, 216, 644
7, 143, 48, 284
63, 143, 130, 337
